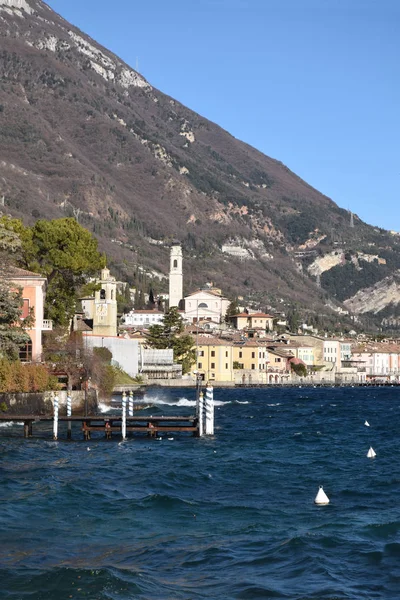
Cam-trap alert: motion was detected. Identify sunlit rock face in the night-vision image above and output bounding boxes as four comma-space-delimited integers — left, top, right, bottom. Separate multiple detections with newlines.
0, 0, 33, 14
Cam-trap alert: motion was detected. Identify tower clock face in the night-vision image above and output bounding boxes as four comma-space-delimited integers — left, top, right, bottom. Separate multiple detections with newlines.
96, 303, 108, 317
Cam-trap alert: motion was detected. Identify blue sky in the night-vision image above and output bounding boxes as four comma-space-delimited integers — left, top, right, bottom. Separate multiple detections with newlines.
47, 0, 400, 231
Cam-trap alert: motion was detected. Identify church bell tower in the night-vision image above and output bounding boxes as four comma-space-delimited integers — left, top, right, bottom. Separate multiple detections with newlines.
169, 243, 183, 308
93, 267, 118, 337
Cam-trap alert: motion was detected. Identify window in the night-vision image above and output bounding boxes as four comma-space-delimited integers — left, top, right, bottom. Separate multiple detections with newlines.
198, 362, 202, 369
239, 351, 242, 358
19, 341, 32, 362
100, 289, 106, 300
225, 351, 228, 357
251, 352, 255, 358
251, 364, 255, 370
225, 363, 228, 369
198, 350, 204, 357
173, 259, 178, 268
198, 302, 208, 308
211, 351, 215, 357
21, 299, 30, 319
211, 362, 215, 369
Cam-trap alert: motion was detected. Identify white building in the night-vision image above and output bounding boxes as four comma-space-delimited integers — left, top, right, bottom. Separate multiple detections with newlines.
121, 309, 164, 328
184, 288, 230, 324
323, 339, 342, 367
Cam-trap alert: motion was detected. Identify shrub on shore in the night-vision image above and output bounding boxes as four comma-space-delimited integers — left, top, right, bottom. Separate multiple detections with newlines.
0, 359, 59, 392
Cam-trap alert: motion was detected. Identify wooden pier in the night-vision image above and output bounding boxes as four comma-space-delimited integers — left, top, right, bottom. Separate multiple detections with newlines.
0, 414, 199, 440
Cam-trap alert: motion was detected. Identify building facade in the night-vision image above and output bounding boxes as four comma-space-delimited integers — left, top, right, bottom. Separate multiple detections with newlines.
184, 289, 230, 324
121, 309, 164, 328
195, 336, 234, 383
9, 267, 52, 361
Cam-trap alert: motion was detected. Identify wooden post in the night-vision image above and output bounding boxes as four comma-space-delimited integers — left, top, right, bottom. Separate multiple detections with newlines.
205, 385, 214, 435
121, 392, 127, 440
129, 390, 133, 417
24, 421, 29, 438
28, 421, 33, 437
53, 393, 59, 440
67, 393, 72, 440
198, 391, 204, 437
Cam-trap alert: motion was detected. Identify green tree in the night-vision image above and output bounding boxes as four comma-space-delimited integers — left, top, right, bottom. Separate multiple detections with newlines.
117, 283, 133, 314
19, 218, 105, 327
147, 307, 195, 374
0, 279, 31, 360
225, 298, 240, 323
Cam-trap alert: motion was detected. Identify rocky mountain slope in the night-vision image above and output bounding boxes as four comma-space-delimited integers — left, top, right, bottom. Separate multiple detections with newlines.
1, 0, 400, 329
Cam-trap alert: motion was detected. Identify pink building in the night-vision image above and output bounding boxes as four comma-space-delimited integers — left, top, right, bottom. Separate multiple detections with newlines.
9, 267, 52, 361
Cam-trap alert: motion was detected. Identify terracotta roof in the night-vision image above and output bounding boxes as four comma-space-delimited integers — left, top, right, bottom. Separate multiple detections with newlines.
289, 356, 306, 365
7, 266, 45, 279
197, 336, 232, 346
129, 310, 164, 314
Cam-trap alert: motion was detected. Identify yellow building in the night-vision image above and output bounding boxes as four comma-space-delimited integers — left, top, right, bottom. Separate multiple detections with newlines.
195, 336, 234, 383
232, 340, 269, 384
233, 340, 268, 370
230, 312, 274, 331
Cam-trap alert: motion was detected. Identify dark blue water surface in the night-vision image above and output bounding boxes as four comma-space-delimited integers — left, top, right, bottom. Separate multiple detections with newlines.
1, 387, 400, 599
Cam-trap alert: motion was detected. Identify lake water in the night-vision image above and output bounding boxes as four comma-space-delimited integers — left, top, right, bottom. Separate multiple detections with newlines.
1, 386, 400, 599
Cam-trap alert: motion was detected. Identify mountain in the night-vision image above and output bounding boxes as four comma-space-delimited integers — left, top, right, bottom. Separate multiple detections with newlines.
1, 0, 400, 330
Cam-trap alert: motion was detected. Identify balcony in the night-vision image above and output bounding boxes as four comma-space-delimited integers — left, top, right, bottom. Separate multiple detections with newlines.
42, 319, 53, 331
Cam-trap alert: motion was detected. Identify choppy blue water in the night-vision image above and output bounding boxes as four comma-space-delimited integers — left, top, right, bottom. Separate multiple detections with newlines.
1, 387, 400, 599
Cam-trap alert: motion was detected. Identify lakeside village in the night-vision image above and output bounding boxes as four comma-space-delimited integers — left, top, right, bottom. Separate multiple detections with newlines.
6, 238, 400, 398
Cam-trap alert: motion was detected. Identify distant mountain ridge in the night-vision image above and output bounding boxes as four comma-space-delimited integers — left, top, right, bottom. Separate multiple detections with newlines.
1, 0, 400, 330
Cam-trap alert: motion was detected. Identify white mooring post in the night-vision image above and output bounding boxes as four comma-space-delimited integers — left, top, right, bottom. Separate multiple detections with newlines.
67, 393, 72, 439
198, 391, 204, 437
53, 393, 59, 440
205, 385, 214, 435
129, 390, 134, 417
122, 391, 127, 440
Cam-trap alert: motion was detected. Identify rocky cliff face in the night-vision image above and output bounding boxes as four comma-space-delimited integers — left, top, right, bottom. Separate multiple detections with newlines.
1, 0, 399, 327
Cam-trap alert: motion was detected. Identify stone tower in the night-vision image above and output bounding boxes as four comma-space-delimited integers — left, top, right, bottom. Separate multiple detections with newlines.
93, 267, 118, 337
169, 243, 183, 308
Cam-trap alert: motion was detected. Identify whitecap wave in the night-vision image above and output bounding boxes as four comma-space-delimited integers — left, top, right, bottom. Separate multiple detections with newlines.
140, 395, 230, 407
0, 421, 23, 427
98, 402, 114, 413
267, 403, 281, 406
235, 400, 249, 404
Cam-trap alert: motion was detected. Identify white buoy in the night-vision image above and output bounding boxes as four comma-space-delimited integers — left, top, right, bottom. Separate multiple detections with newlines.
314, 486, 330, 505
367, 446, 376, 458
364, 420, 370, 427
53, 393, 59, 440
121, 391, 127, 440
205, 385, 214, 435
